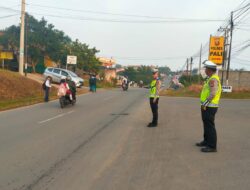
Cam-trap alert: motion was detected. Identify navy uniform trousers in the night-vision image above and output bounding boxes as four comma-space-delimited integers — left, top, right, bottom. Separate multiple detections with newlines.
201, 107, 218, 149
150, 97, 159, 125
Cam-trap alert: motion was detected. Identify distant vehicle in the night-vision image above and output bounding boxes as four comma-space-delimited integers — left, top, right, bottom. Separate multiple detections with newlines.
122, 83, 128, 91
43, 67, 84, 87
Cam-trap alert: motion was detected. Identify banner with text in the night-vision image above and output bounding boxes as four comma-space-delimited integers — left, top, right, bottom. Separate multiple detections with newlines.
0, 52, 13, 60
208, 36, 224, 65
67, 55, 77, 65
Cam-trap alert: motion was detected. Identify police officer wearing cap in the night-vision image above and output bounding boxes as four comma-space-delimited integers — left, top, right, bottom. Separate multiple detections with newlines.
148, 69, 161, 127
196, 60, 222, 152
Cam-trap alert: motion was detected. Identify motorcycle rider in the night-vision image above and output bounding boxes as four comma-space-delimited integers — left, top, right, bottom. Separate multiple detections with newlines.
60, 76, 73, 101
66, 76, 76, 101
122, 76, 129, 90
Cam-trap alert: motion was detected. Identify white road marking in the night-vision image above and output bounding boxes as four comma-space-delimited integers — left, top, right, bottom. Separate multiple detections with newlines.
103, 97, 114, 101
38, 111, 75, 124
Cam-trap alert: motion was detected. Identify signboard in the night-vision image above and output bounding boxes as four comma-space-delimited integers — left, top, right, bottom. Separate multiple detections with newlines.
208, 36, 224, 65
222, 85, 232, 93
67, 55, 77, 65
0, 51, 13, 60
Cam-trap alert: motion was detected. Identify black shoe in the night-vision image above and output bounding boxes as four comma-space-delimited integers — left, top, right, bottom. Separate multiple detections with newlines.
147, 122, 152, 127
147, 123, 157, 127
196, 141, 207, 147
201, 147, 217, 153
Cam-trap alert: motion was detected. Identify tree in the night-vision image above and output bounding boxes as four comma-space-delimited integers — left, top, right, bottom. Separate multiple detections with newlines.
26, 15, 72, 72
158, 66, 171, 75
69, 39, 101, 73
0, 14, 100, 73
121, 66, 154, 85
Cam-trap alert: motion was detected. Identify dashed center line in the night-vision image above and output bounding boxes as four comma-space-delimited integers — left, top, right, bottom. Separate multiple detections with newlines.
38, 111, 75, 124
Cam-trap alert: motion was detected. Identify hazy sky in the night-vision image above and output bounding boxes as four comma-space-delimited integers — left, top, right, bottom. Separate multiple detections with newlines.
0, 0, 250, 71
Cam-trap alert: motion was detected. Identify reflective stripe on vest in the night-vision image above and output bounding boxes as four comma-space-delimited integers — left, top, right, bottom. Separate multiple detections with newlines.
200, 74, 222, 107
149, 79, 159, 98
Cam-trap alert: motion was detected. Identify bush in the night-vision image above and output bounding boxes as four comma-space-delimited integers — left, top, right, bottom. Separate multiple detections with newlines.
179, 75, 203, 87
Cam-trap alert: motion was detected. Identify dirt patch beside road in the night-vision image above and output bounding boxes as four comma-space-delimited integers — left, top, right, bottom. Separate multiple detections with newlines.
0, 70, 89, 111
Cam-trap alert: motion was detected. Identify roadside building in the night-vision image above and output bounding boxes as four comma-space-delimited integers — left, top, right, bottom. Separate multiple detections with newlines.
98, 57, 117, 82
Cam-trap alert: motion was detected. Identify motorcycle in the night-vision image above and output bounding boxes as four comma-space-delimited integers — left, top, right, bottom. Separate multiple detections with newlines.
122, 83, 128, 91
59, 95, 76, 108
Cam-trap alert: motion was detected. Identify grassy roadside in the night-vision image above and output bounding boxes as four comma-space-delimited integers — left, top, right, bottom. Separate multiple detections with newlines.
0, 88, 89, 111
0, 69, 89, 111
160, 85, 250, 99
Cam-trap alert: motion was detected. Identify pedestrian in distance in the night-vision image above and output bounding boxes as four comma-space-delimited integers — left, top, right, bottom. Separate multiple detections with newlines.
147, 69, 161, 127
196, 60, 222, 153
43, 76, 52, 102
89, 74, 94, 92
92, 74, 97, 93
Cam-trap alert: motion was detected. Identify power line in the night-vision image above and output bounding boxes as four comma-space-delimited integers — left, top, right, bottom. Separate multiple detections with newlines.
0, 6, 20, 13
100, 55, 188, 61
1, 6, 227, 24
233, 5, 250, 21
232, 61, 250, 66
25, 3, 226, 21
232, 39, 250, 49
0, 14, 19, 19
233, 57, 250, 62
233, 2, 250, 13
190, 0, 250, 71
27, 11, 225, 24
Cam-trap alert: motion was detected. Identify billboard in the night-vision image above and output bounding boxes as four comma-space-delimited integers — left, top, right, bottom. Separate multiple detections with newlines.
0, 51, 13, 60
208, 36, 224, 65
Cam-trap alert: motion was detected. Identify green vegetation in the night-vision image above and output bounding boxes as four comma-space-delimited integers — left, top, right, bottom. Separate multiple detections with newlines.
0, 69, 56, 110
0, 69, 88, 111
121, 66, 171, 85
0, 14, 101, 73
178, 75, 203, 87
158, 66, 172, 75
160, 86, 250, 99
120, 66, 152, 85
167, 74, 250, 99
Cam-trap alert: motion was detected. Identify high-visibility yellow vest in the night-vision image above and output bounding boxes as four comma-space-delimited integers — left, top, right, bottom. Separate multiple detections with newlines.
150, 79, 160, 98
200, 74, 222, 107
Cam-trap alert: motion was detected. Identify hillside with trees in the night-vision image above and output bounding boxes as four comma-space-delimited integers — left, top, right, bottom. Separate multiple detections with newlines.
0, 14, 101, 73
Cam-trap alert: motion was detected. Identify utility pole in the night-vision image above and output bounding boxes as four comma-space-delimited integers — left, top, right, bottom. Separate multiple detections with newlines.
217, 26, 230, 86
25, 15, 28, 76
226, 12, 234, 85
221, 28, 228, 86
19, 0, 25, 75
186, 58, 189, 75
190, 57, 193, 76
198, 44, 202, 84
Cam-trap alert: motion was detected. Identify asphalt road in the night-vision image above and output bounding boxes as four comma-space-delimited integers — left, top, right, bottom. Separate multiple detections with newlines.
0, 88, 250, 190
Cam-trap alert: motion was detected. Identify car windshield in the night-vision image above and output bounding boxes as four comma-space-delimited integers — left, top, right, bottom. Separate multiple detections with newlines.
68, 71, 78, 77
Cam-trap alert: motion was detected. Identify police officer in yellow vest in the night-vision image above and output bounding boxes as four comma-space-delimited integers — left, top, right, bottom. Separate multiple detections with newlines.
148, 69, 161, 127
196, 60, 222, 152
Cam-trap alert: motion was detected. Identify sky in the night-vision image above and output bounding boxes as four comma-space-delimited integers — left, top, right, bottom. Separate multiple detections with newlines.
0, 0, 250, 71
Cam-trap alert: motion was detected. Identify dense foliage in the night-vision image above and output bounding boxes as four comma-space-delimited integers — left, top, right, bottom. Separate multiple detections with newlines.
179, 75, 203, 87
121, 66, 171, 85
0, 14, 101, 73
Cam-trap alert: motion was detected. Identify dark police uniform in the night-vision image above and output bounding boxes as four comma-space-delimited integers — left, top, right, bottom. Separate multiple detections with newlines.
148, 77, 161, 127
198, 62, 222, 152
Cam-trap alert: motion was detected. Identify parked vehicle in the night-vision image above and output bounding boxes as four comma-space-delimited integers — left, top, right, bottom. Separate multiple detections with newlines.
43, 67, 84, 87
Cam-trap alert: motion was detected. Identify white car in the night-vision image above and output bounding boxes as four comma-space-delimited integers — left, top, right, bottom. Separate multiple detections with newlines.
43, 67, 84, 87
